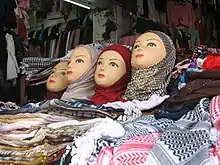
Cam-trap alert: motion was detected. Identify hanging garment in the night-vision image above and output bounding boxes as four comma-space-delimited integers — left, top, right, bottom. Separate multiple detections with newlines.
65, 31, 71, 52
147, 0, 160, 23
5, 33, 20, 80
120, 34, 140, 48
167, 1, 196, 28
18, 0, 29, 10
72, 28, 81, 48
187, 28, 200, 50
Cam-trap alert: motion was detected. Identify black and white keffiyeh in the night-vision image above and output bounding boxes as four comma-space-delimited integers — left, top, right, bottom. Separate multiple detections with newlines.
145, 98, 211, 165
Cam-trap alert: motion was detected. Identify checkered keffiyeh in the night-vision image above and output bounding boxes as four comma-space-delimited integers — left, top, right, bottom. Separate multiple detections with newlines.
123, 31, 176, 101
21, 57, 55, 73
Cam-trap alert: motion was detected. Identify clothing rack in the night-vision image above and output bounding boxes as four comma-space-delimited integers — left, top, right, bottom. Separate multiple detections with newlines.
28, 17, 83, 59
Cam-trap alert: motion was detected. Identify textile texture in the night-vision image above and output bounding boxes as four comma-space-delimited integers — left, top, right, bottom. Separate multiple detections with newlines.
91, 45, 132, 104
210, 95, 220, 131
61, 43, 104, 101
146, 98, 211, 165
123, 30, 176, 101
97, 133, 162, 165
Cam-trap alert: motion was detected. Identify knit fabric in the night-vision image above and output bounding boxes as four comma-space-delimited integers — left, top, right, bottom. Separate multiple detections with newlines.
123, 31, 176, 101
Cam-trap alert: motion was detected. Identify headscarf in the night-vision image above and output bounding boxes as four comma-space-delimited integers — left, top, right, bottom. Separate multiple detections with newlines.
61, 43, 105, 101
91, 45, 132, 104
123, 31, 176, 101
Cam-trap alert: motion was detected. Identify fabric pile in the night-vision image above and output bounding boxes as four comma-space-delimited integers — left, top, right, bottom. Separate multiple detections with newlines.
167, 46, 220, 107
0, 113, 104, 165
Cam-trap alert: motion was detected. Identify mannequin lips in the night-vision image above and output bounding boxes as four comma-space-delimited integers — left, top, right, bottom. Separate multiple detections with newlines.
135, 54, 144, 58
49, 79, 55, 83
98, 74, 105, 78
67, 70, 73, 74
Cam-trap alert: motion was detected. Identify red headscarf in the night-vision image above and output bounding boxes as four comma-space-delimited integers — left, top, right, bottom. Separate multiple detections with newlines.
91, 45, 132, 105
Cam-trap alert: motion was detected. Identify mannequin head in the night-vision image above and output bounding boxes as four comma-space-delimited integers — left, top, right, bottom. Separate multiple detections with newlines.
131, 32, 166, 69
61, 43, 105, 101
46, 61, 68, 92
95, 50, 126, 88
91, 45, 132, 104
123, 31, 176, 101
66, 46, 92, 84
95, 45, 131, 88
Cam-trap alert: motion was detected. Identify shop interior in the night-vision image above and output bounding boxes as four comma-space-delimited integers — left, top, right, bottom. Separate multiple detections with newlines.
0, 0, 220, 164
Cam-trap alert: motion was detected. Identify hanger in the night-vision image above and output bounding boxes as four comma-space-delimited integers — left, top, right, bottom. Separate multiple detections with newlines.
174, 0, 186, 5
176, 17, 188, 28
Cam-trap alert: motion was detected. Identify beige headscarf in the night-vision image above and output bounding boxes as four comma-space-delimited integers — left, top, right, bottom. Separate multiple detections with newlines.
123, 31, 176, 101
61, 43, 105, 101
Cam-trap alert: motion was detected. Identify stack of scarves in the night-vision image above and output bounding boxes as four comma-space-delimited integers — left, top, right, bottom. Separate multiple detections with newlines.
0, 113, 98, 165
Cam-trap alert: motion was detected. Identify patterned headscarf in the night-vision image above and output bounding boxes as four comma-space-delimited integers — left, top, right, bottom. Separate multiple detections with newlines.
123, 31, 176, 101
61, 43, 105, 101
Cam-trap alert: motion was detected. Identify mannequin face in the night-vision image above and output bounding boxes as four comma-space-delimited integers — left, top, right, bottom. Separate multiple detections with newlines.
66, 46, 91, 84
46, 62, 68, 92
95, 50, 126, 88
131, 32, 166, 68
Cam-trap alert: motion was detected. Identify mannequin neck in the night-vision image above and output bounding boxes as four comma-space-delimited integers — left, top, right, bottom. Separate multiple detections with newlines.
45, 90, 66, 100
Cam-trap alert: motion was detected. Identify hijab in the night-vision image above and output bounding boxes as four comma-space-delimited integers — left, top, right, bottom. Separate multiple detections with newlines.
91, 45, 132, 104
61, 43, 104, 101
123, 31, 176, 101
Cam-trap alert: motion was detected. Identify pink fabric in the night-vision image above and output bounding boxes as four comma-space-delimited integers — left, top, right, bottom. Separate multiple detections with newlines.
208, 48, 220, 55
120, 35, 140, 47
97, 133, 162, 165
210, 140, 220, 163
210, 95, 220, 131
167, 1, 195, 28
18, 0, 29, 10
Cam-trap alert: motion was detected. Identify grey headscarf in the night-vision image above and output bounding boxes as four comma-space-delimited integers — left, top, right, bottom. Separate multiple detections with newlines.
123, 31, 176, 101
61, 43, 105, 101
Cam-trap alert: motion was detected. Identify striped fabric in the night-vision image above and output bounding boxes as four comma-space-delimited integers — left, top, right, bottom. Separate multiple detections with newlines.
97, 133, 162, 165
210, 95, 220, 131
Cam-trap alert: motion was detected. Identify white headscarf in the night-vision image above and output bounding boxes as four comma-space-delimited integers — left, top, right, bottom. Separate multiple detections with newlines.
61, 43, 105, 101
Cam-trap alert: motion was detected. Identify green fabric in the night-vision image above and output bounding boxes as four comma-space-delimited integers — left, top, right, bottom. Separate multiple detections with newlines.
187, 28, 200, 50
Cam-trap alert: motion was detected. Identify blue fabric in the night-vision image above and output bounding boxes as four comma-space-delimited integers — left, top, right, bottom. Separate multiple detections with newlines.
0, 0, 7, 20
39, 31, 43, 40
180, 73, 186, 84
154, 108, 191, 121
187, 68, 203, 72
60, 99, 104, 109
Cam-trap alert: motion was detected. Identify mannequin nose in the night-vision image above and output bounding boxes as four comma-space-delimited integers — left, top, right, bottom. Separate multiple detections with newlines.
52, 74, 57, 78
100, 66, 104, 71
137, 48, 142, 52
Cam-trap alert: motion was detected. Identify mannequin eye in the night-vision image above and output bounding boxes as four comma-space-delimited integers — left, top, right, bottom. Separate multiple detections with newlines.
110, 62, 119, 67
147, 42, 156, 47
61, 72, 66, 76
134, 45, 139, 49
97, 61, 102, 65
75, 59, 84, 63
51, 71, 55, 74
